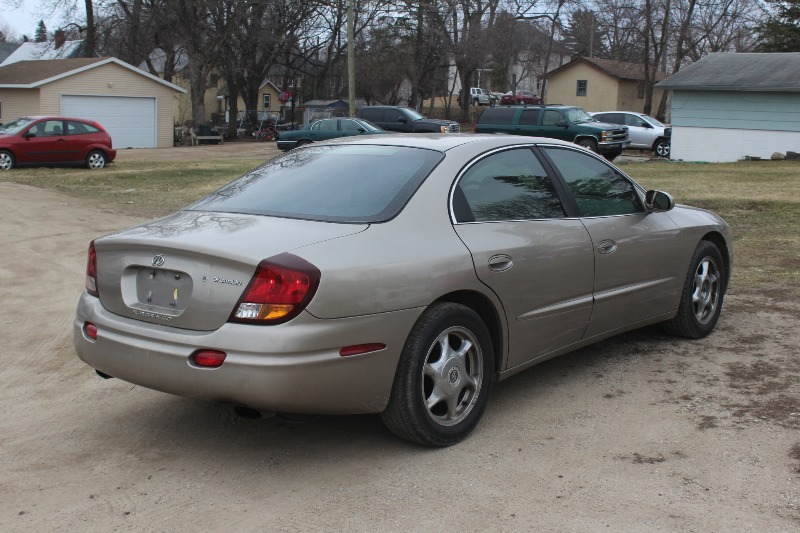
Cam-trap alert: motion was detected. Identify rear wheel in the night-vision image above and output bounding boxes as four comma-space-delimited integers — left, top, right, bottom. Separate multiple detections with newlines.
664, 240, 726, 338
86, 150, 107, 169
296, 140, 311, 148
654, 138, 670, 158
381, 302, 494, 447
604, 150, 622, 161
0, 150, 14, 171
576, 138, 598, 153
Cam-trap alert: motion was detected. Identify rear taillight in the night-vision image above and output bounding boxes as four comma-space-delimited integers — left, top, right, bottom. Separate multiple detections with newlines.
86, 241, 98, 297
191, 349, 227, 368
229, 253, 320, 325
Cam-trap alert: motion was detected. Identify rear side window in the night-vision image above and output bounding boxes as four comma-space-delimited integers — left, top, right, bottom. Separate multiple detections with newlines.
454, 148, 565, 222
518, 109, 540, 125
67, 121, 101, 134
360, 108, 383, 122
543, 147, 644, 217
189, 145, 444, 223
478, 107, 517, 124
595, 113, 623, 125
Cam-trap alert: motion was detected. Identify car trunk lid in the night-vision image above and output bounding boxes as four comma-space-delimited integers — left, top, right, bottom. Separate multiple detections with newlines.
93, 210, 367, 331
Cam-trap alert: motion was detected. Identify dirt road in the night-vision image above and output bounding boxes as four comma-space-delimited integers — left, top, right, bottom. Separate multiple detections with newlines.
1, 181, 798, 531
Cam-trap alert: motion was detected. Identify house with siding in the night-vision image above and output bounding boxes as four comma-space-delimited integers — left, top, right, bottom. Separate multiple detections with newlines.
655, 52, 800, 162
545, 57, 665, 113
0, 57, 185, 148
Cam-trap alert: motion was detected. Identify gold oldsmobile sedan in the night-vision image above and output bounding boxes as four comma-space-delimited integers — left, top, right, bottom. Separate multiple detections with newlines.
74, 135, 731, 447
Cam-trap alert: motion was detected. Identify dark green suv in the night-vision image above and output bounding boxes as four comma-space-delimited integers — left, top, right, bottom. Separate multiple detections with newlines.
475, 105, 630, 160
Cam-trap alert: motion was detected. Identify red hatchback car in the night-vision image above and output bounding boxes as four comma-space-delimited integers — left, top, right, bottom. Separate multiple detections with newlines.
0, 116, 116, 170
499, 90, 542, 105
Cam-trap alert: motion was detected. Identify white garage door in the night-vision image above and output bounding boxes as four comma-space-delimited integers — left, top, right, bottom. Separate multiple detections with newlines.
61, 95, 156, 149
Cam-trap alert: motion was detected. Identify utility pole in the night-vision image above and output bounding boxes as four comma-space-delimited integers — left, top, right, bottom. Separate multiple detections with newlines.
347, 0, 355, 117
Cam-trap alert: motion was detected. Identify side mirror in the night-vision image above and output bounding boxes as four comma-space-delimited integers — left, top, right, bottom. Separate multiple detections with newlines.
24, 132, 36, 139
555, 121, 568, 128
357, 127, 366, 133
398, 117, 408, 124
645, 190, 674, 211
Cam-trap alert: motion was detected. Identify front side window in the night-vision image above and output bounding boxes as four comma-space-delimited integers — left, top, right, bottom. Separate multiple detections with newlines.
576, 80, 588, 96
453, 148, 565, 223
543, 147, 644, 217
189, 145, 444, 223
30, 120, 64, 137
542, 110, 564, 126
625, 114, 649, 128
340, 119, 361, 133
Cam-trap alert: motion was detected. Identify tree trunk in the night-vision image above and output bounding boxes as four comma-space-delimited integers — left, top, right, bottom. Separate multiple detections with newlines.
84, 0, 96, 57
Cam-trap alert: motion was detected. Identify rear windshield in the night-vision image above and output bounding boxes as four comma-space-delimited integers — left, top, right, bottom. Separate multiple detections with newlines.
188, 145, 444, 223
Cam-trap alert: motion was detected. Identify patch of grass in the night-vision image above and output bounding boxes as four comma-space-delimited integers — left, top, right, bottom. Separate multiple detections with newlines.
0, 159, 263, 218
624, 161, 800, 300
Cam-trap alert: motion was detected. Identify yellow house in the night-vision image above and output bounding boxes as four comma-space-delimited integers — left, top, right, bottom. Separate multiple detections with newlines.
545, 57, 665, 113
0, 57, 185, 148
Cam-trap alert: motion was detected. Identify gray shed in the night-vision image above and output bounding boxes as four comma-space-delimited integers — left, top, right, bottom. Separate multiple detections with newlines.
656, 52, 800, 162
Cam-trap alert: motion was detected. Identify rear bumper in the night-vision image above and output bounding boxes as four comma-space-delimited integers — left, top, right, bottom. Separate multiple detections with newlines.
276, 140, 297, 151
107, 149, 117, 162
74, 293, 423, 414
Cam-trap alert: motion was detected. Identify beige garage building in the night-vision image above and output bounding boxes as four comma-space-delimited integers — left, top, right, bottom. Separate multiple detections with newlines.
0, 57, 185, 149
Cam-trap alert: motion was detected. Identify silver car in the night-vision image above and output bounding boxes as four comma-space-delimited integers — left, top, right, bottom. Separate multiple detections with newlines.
74, 135, 730, 447
591, 111, 671, 158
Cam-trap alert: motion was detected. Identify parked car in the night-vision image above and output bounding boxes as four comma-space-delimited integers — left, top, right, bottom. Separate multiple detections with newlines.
0, 116, 116, 170
458, 87, 493, 106
358, 106, 460, 133
591, 111, 671, 157
276, 118, 388, 151
499, 90, 541, 105
475, 105, 630, 160
75, 134, 730, 447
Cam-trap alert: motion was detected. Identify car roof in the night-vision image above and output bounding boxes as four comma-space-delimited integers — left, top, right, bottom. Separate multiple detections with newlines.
309, 133, 579, 152
21, 115, 102, 124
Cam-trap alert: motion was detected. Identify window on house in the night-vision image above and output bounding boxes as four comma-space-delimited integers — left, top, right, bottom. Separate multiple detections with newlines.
263, 93, 271, 109
576, 80, 588, 97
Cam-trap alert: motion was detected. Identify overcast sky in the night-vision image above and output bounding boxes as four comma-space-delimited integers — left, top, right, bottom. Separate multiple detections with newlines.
1, 1, 63, 40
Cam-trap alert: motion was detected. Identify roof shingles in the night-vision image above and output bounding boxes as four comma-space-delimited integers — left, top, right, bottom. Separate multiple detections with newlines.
0, 58, 106, 85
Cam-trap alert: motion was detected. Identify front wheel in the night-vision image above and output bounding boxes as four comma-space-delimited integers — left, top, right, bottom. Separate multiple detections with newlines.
664, 240, 726, 338
381, 302, 494, 447
86, 150, 107, 169
654, 138, 670, 158
604, 150, 622, 161
576, 138, 598, 153
0, 150, 15, 170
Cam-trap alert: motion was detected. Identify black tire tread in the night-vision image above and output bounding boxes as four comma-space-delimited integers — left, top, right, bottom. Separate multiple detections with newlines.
380, 302, 493, 447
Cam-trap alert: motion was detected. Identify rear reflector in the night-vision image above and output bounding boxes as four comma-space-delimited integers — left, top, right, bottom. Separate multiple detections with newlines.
84, 322, 98, 340
339, 343, 386, 357
191, 350, 227, 368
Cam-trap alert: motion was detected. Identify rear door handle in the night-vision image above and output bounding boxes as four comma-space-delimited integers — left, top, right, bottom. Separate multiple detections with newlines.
488, 254, 513, 272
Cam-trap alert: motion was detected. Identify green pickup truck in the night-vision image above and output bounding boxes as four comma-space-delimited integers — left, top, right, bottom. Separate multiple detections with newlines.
475, 105, 630, 160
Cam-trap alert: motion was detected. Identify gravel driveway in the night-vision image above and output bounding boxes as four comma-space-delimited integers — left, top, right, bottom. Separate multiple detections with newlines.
1, 180, 798, 531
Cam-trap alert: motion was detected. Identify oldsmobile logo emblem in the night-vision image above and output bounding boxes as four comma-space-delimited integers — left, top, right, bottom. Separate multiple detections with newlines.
152, 254, 165, 267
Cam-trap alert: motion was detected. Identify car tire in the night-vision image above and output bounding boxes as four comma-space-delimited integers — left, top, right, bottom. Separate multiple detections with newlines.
473, 98, 480, 107
86, 150, 107, 170
654, 138, 670, 158
380, 302, 494, 447
0, 150, 15, 171
664, 240, 726, 339
604, 150, 622, 161
296, 140, 311, 148
576, 138, 598, 153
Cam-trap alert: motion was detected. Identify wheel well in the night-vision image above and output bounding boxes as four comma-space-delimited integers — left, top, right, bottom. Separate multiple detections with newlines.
652, 137, 667, 148
574, 136, 598, 146
435, 290, 504, 373
702, 232, 732, 289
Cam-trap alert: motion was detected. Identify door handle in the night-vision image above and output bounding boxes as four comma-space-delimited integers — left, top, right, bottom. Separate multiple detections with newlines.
597, 239, 617, 255
488, 254, 513, 272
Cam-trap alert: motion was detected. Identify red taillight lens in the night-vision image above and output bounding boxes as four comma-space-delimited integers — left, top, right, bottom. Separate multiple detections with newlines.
229, 253, 321, 325
84, 322, 98, 340
86, 241, 99, 297
191, 349, 227, 368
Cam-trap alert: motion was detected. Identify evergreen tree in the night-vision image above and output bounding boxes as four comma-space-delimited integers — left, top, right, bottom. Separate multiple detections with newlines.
757, 0, 800, 51
563, 10, 607, 58
34, 20, 47, 43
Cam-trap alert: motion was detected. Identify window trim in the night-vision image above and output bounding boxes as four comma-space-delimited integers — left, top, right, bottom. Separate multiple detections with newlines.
576, 80, 588, 97
263, 93, 271, 109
